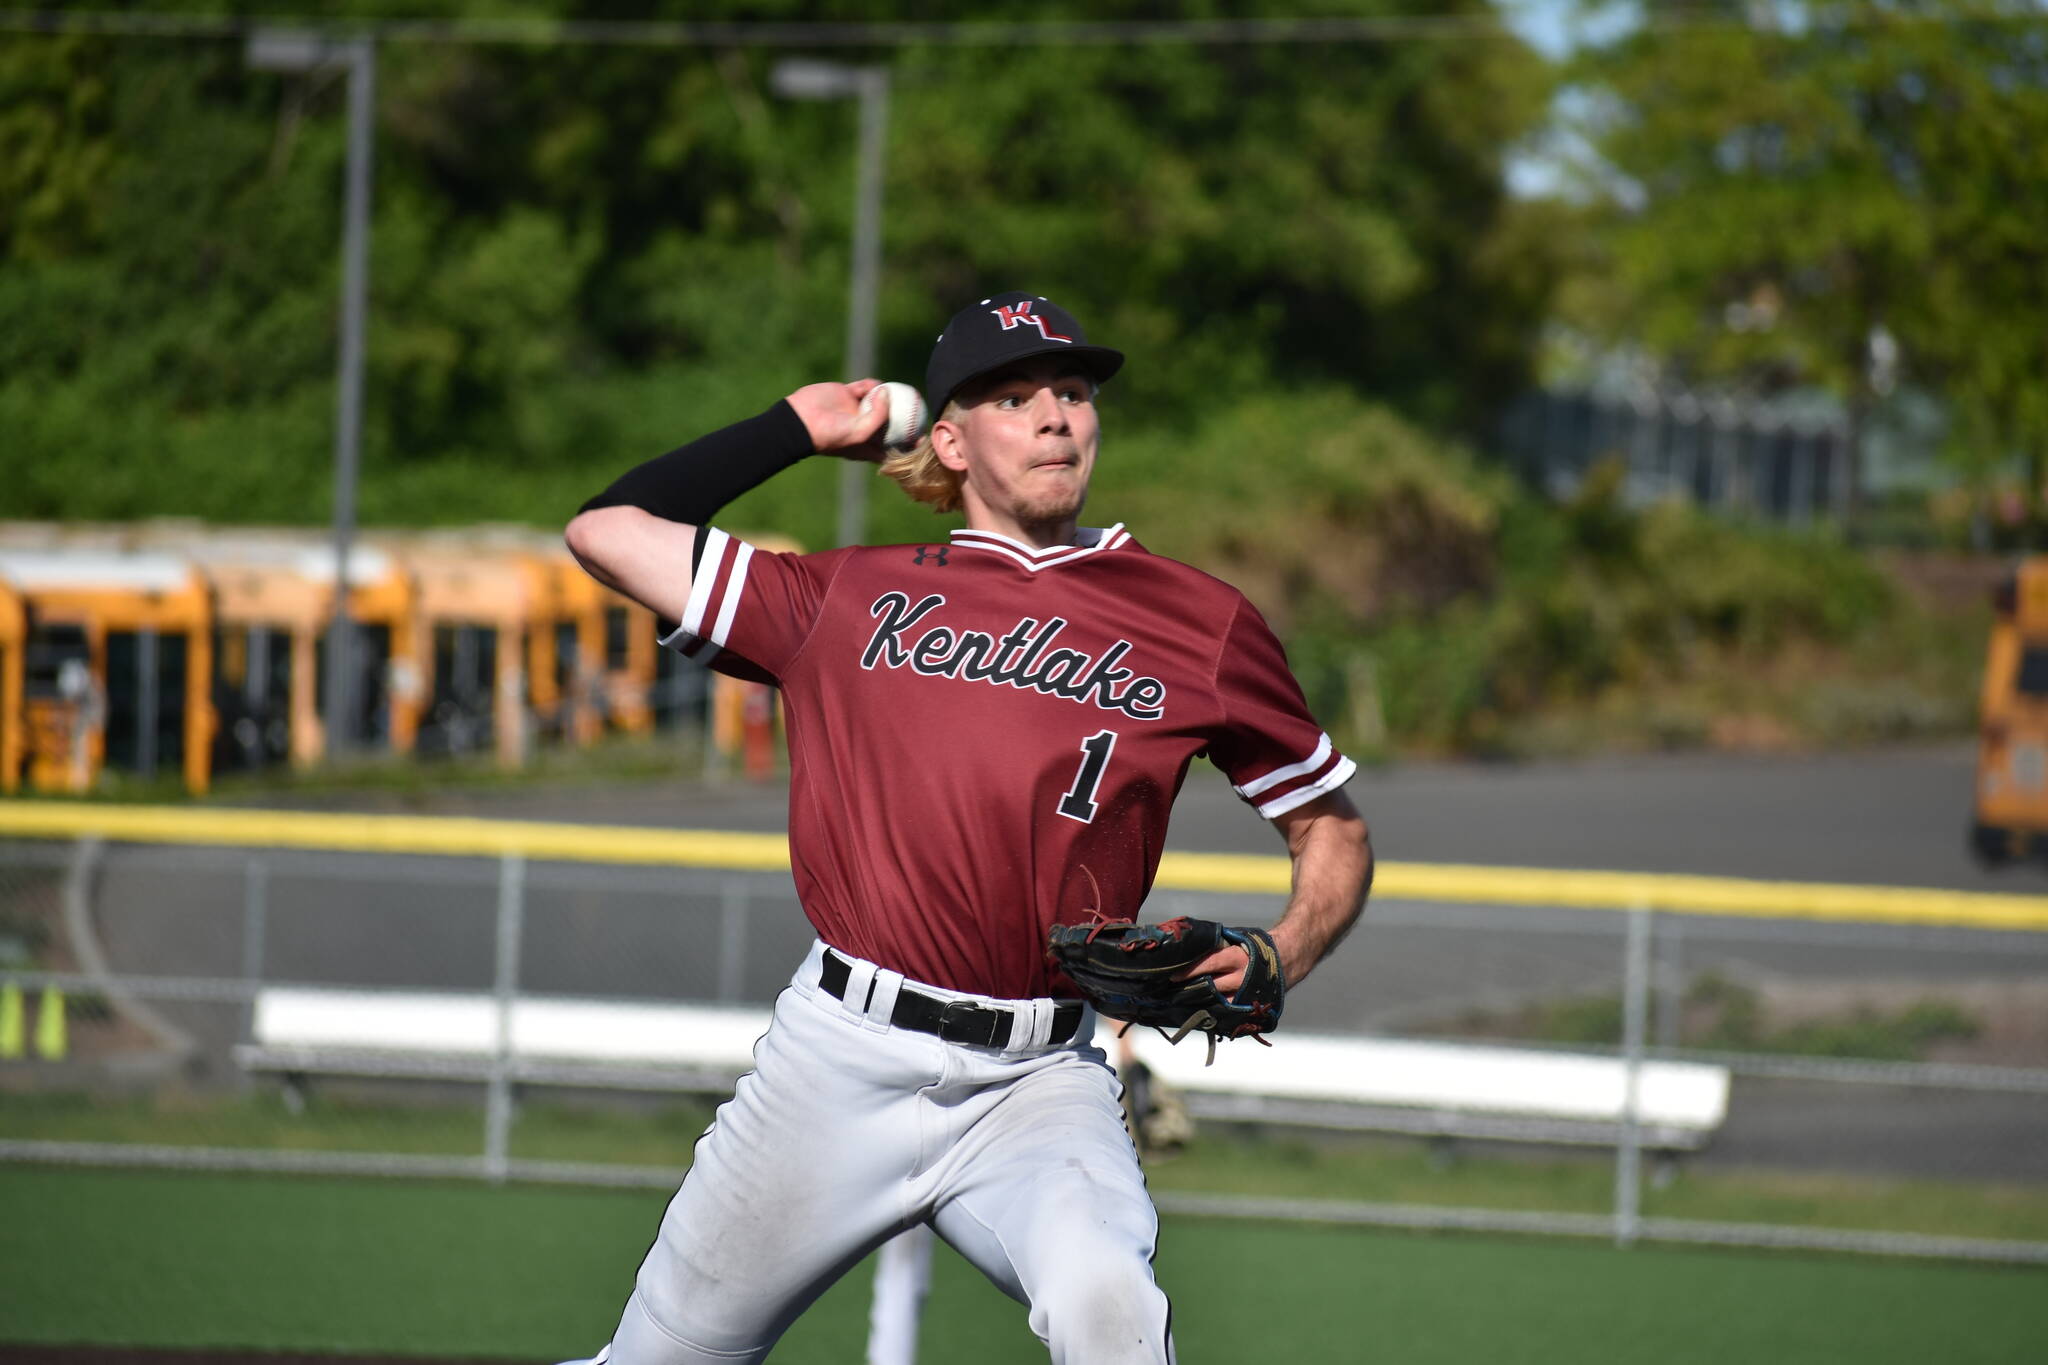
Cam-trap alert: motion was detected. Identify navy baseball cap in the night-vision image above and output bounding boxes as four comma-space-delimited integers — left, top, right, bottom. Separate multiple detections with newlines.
924, 291, 1124, 415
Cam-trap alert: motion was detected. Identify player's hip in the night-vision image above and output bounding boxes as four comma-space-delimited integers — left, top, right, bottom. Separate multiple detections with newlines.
779, 939, 1104, 1075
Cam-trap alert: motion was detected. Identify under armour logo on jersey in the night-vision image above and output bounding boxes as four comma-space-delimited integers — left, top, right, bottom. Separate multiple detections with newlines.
913, 545, 949, 566
990, 300, 1072, 344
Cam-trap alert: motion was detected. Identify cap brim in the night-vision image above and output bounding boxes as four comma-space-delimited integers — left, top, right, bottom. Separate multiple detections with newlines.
939, 344, 1125, 412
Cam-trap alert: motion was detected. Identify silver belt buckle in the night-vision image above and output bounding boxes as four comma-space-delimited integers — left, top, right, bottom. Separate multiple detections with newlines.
937, 999, 997, 1046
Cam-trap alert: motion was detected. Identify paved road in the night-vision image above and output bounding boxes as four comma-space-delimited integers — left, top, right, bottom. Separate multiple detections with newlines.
72, 741, 2048, 1182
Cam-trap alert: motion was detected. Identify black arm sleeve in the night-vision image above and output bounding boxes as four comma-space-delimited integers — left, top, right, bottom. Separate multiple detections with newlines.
579, 400, 816, 535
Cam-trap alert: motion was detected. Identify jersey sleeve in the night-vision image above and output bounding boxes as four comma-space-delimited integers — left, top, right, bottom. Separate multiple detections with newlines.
656, 527, 834, 683
1206, 596, 1357, 819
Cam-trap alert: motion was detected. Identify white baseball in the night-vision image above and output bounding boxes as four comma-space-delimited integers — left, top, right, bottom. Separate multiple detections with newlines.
859, 381, 928, 453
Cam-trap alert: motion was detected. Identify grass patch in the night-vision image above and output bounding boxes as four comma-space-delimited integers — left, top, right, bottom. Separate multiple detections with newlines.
0, 1166, 2042, 1364
1439, 972, 1988, 1062
0, 1090, 716, 1167
7, 1089, 2048, 1243
1147, 1130, 2048, 1242
1149, 1130, 1613, 1215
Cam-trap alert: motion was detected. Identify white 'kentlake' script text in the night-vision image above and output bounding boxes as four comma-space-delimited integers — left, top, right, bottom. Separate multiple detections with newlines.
859, 592, 1167, 720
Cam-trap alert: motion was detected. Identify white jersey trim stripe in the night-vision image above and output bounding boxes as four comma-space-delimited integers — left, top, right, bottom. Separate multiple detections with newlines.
708, 541, 754, 647
951, 526, 1114, 556
655, 620, 722, 668
680, 528, 730, 639
1253, 755, 1357, 820
948, 523, 1129, 573
1235, 733, 1334, 800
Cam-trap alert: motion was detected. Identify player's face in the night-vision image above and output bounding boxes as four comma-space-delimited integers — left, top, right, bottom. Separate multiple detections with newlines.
937, 358, 1100, 543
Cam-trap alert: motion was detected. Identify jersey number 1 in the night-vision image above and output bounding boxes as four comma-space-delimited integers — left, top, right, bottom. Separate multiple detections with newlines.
1057, 729, 1119, 823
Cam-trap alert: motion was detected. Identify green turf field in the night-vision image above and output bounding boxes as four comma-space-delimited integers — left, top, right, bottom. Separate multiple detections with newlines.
1, 1166, 2042, 1363
10, 1091, 2048, 1244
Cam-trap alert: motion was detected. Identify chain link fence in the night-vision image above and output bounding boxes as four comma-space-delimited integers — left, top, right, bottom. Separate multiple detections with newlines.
4, 827, 2046, 1265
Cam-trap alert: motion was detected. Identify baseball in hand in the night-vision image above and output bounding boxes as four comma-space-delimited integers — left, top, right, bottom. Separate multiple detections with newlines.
859, 381, 929, 453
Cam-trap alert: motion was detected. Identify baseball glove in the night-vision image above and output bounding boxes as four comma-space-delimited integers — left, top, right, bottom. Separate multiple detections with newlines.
1046, 916, 1285, 1064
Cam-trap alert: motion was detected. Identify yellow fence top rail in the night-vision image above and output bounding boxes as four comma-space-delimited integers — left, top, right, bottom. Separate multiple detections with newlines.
3, 800, 2047, 933
0, 802, 792, 872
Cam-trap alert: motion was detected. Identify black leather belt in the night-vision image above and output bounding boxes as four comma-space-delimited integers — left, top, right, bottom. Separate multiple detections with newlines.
820, 949, 1083, 1049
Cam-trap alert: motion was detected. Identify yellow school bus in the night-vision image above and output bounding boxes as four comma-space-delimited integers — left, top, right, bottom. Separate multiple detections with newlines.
179, 539, 421, 770
0, 577, 23, 793
384, 536, 564, 770
552, 557, 661, 739
400, 529, 662, 755
1974, 558, 2048, 863
0, 550, 215, 795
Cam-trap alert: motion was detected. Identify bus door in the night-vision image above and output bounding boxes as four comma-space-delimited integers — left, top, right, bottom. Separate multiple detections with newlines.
22, 621, 94, 793
419, 620, 500, 759
399, 542, 547, 769
213, 621, 294, 771
104, 626, 191, 784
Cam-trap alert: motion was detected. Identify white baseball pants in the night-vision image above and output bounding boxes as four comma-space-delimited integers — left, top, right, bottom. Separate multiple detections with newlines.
578, 940, 1175, 1364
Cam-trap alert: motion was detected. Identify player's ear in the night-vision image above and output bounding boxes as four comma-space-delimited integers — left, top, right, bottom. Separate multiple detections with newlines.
932, 417, 970, 474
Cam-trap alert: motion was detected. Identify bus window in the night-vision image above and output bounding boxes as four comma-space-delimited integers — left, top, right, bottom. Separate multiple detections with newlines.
606, 606, 631, 672
2017, 646, 2048, 698
25, 623, 90, 699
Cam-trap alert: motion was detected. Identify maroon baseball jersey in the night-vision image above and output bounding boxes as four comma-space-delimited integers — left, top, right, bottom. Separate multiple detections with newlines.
663, 523, 1355, 999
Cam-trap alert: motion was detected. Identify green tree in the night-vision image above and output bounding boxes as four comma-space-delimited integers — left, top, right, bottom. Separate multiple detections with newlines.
1563, 1, 2048, 527
0, 1, 1560, 542
1901, 9, 2048, 532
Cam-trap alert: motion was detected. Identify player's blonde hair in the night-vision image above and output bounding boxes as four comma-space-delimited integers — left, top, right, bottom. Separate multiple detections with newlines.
879, 398, 967, 514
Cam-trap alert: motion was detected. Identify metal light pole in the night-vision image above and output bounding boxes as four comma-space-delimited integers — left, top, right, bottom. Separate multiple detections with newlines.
248, 29, 376, 756
771, 59, 890, 548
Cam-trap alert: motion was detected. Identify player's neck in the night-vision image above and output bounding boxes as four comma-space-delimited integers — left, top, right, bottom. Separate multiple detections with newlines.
961, 507, 1081, 551
958, 486, 1082, 550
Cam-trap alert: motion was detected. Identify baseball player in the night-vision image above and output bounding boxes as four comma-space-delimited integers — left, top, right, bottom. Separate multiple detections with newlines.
562, 290, 1372, 1364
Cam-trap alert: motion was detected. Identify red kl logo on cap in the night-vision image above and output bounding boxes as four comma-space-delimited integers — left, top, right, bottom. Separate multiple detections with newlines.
991, 300, 1073, 344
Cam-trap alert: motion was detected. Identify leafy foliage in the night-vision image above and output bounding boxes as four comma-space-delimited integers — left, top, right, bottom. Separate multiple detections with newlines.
0, 5, 1985, 757
1564, 1, 2048, 519
0, 0, 1556, 533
